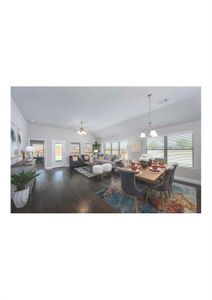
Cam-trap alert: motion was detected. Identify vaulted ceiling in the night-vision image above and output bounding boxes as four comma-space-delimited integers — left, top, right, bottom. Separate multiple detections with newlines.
12, 86, 201, 136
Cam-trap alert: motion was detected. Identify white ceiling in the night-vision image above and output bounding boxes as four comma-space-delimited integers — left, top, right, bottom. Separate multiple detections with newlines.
11, 86, 201, 134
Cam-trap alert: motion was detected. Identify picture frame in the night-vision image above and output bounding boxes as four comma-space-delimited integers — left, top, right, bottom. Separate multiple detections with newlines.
11, 123, 18, 158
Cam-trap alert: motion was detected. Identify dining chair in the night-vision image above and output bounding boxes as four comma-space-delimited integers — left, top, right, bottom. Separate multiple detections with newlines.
169, 163, 179, 196
149, 166, 174, 211
117, 167, 149, 212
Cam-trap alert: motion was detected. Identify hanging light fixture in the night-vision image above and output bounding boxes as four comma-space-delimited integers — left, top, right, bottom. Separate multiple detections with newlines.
140, 94, 158, 138
77, 121, 87, 135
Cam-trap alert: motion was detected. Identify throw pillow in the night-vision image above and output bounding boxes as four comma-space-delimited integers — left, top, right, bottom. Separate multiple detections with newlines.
72, 156, 78, 161
84, 155, 89, 160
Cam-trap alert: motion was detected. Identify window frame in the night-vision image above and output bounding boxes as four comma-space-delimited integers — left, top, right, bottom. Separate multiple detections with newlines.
146, 132, 194, 168
70, 142, 81, 155
84, 142, 92, 155
104, 140, 128, 159
167, 132, 194, 168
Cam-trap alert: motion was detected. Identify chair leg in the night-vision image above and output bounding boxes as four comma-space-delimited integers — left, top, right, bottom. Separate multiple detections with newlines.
160, 192, 164, 212
134, 197, 138, 213
145, 191, 149, 204
168, 188, 172, 200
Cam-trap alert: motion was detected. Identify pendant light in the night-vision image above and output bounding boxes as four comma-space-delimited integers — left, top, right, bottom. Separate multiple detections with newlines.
77, 121, 87, 135
140, 94, 158, 138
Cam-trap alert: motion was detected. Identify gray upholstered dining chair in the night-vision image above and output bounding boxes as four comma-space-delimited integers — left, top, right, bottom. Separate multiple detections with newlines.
168, 163, 179, 196
149, 166, 174, 211
117, 167, 149, 212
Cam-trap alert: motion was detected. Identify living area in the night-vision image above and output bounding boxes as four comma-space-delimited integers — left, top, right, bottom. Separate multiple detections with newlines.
11, 86, 201, 213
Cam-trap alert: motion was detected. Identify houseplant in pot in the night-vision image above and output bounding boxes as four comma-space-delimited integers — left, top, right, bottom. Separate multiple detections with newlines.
11, 170, 39, 208
92, 141, 101, 153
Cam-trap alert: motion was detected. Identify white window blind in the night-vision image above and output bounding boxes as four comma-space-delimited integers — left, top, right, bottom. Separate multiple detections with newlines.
147, 136, 165, 159
84, 143, 92, 154
70, 143, 81, 155
167, 132, 193, 167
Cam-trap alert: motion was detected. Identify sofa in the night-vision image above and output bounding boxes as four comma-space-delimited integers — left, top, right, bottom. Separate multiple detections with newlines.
94, 154, 123, 169
69, 154, 90, 168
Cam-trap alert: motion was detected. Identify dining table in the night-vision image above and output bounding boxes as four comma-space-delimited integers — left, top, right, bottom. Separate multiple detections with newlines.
134, 166, 166, 184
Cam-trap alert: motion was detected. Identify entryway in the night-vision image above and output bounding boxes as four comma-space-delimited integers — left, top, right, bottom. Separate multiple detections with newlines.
29, 139, 45, 169
52, 140, 66, 168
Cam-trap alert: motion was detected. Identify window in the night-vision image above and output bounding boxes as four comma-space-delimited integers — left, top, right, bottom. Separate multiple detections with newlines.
105, 142, 111, 154
84, 143, 92, 155
147, 131, 193, 167
55, 143, 63, 161
111, 142, 119, 155
104, 141, 128, 160
167, 132, 193, 167
120, 141, 128, 160
70, 143, 81, 155
147, 136, 165, 159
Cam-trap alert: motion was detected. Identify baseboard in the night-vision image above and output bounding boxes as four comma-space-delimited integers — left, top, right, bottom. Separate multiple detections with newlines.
175, 176, 201, 185
45, 166, 53, 170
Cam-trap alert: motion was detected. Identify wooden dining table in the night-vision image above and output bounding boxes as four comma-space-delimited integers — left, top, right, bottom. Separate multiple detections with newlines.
134, 167, 166, 184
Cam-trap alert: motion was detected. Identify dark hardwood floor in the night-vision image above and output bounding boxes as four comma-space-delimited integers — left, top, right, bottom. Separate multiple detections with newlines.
11, 167, 117, 213
11, 167, 201, 213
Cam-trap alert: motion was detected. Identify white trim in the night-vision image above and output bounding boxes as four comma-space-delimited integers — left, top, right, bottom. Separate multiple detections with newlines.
28, 138, 47, 169
175, 176, 201, 185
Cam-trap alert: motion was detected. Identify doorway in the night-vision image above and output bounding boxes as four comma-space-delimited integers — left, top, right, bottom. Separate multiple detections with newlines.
29, 139, 45, 169
52, 140, 66, 168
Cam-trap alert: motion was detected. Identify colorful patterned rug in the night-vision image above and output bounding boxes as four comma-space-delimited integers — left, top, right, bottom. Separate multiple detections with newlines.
96, 182, 197, 213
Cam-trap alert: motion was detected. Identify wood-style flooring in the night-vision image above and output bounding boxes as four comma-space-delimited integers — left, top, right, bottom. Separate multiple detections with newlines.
11, 167, 201, 213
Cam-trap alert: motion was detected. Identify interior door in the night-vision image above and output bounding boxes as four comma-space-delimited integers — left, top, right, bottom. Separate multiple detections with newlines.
52, 140, 66, 168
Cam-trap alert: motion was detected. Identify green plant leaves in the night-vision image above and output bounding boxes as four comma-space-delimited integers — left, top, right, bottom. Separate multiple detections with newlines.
11, 170, 40, 191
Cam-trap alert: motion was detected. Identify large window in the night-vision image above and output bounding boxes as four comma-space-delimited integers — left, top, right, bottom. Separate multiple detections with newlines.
104, 141, 128, 160
147, 131, 193, 167
70, 143, 81, 155
111, 142, 119, 155
84, 143, 92, 155
147, 136, 165, 159
120, 141, 128, 160
167, 132, 193, 167
105, 142, 111, 154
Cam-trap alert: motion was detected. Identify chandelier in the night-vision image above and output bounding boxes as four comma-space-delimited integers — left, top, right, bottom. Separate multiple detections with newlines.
140, 94, 158, 138
77, 122, 86, 135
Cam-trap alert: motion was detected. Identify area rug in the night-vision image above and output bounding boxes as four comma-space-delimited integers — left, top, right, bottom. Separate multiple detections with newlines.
75, 166, 97, 178
96, 182, 197, 213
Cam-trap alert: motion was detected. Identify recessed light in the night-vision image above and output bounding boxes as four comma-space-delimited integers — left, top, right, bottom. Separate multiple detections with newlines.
30, 119, 34, 122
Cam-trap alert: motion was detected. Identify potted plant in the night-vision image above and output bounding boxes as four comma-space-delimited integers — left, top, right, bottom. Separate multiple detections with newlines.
92, 141, 101, 153
11, 170, 39, 208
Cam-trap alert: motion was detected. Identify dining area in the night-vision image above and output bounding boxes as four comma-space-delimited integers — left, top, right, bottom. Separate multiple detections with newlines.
117, 159, 178, 212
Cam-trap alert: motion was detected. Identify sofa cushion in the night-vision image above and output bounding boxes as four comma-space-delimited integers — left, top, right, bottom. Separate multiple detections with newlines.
104, 154, 111, 161
72, 155, 78, 162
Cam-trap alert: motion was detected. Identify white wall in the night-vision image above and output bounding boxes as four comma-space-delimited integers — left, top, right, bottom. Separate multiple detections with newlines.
11, 98, 28, 164
101, 120, 201, 183
28, 124, 96, 168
